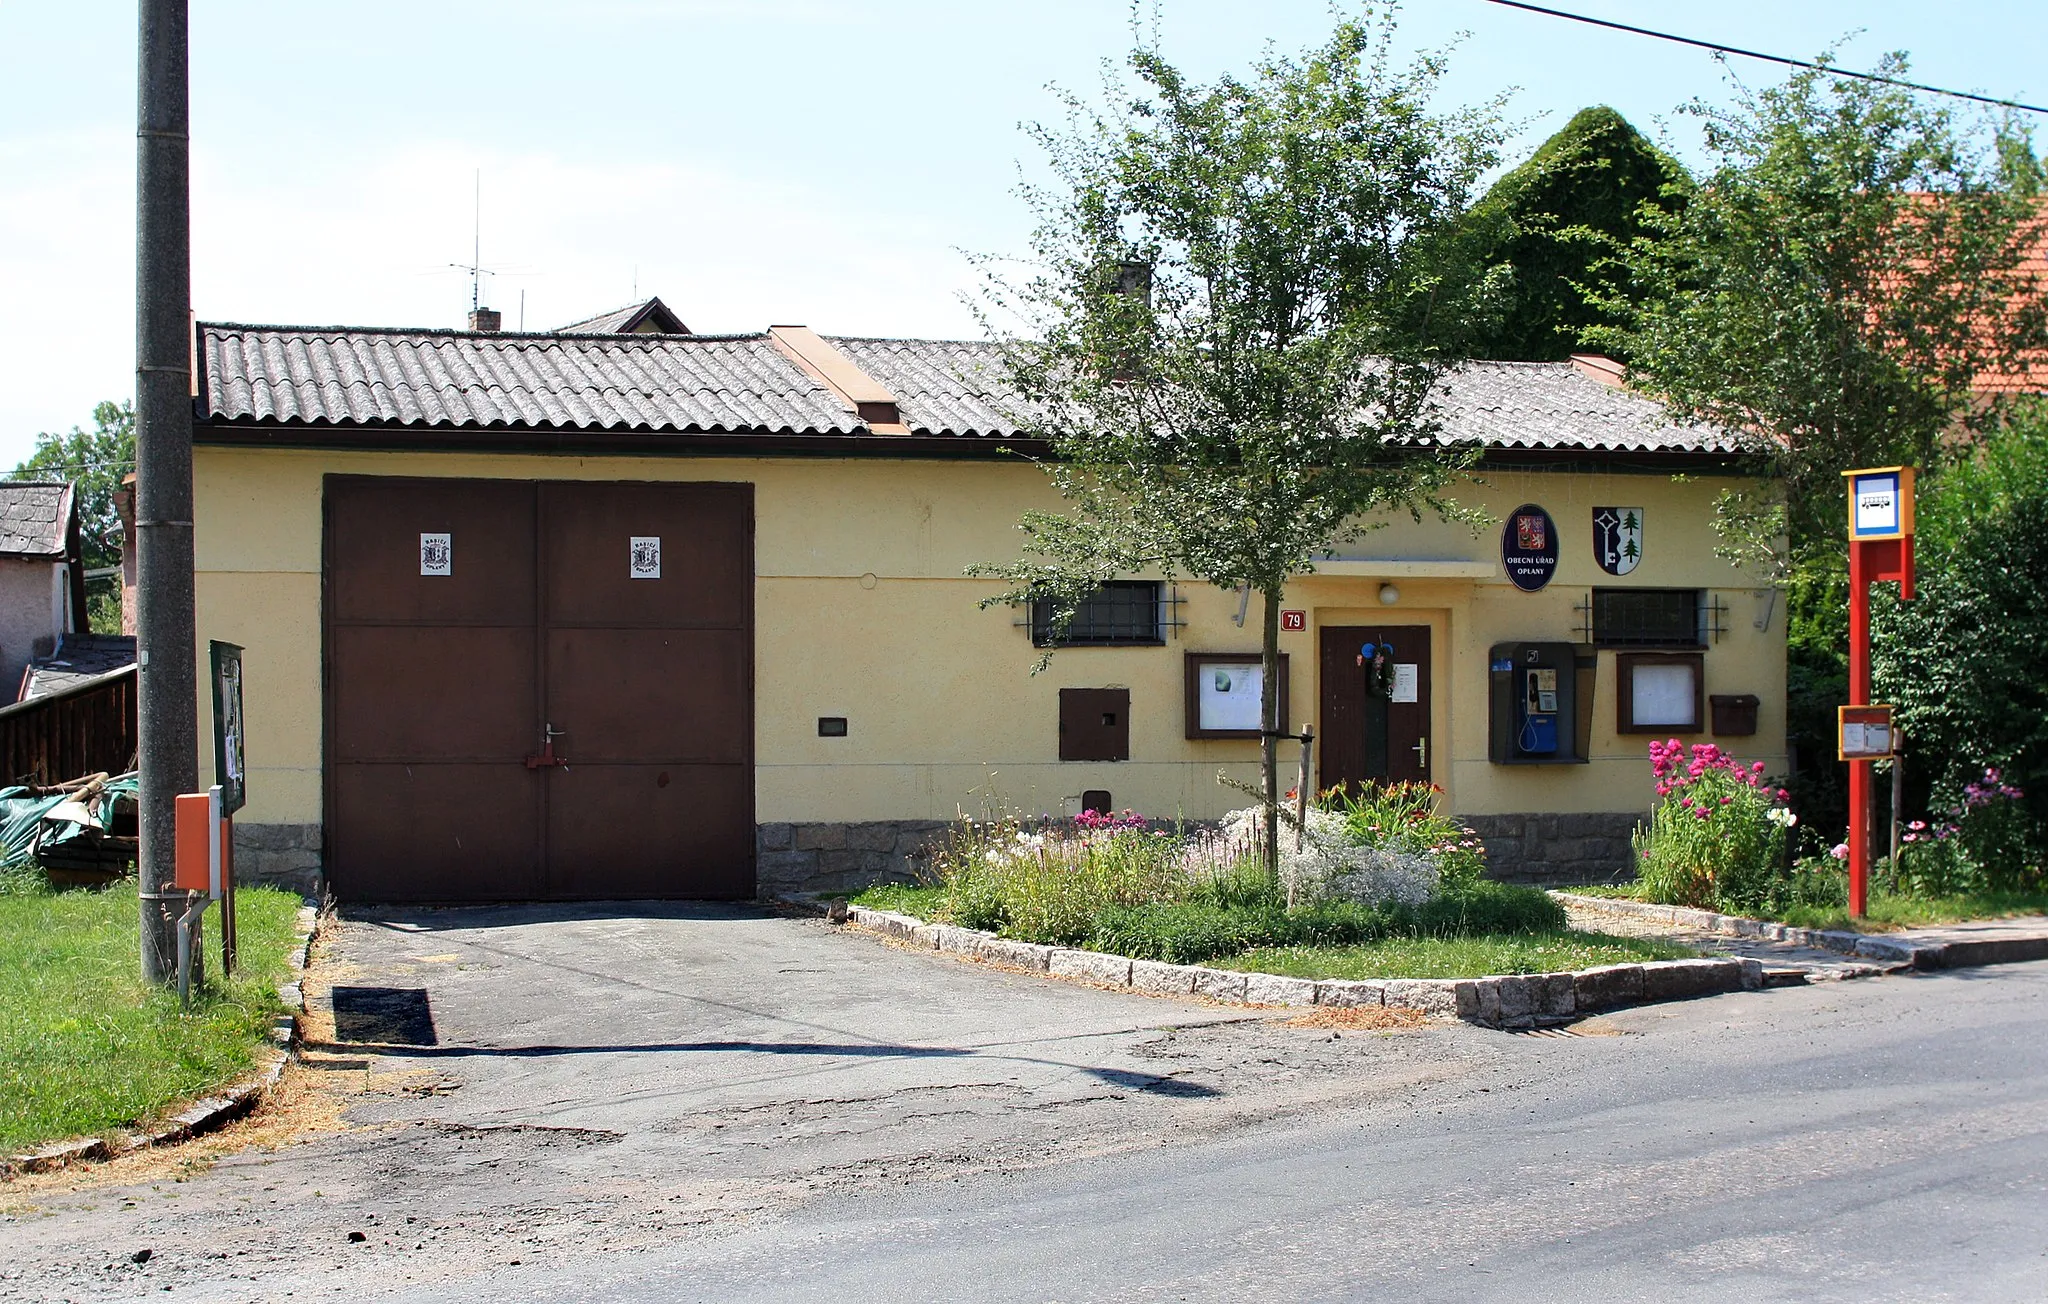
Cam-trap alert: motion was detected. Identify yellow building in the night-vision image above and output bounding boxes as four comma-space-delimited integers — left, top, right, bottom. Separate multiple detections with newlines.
193, 308, 1784, 902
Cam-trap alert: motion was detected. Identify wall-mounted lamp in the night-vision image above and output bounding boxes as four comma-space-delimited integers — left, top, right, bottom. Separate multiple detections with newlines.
1378, 583, 1400, 605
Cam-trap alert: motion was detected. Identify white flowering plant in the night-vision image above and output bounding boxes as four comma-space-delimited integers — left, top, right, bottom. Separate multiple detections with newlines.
1218, 781, 1486, 909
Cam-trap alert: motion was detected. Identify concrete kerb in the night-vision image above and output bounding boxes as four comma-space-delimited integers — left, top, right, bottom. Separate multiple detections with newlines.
1552, 890, 2048, 973
2, 900, 323, 1179
840, 904, 1765, 1030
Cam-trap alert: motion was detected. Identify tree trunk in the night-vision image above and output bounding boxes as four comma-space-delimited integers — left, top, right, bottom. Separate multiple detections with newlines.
1261, 585, 1282, 886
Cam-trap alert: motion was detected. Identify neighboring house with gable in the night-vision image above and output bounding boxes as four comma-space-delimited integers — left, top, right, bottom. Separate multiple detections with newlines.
0, 483, 87, 702
188, 299, 1786, 901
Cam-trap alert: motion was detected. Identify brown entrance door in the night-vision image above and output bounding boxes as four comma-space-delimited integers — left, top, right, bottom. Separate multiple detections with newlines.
1319, 624, 1432, 794
325, 476, 754, 902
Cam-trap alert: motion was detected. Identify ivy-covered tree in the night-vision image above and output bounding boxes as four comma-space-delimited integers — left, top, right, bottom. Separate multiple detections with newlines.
972, 11, 1503, 877
10, 400, 135, 633
1463, 105, 1690, 362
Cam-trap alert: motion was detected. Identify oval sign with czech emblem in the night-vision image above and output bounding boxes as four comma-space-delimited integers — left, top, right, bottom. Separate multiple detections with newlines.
1501, 503, 1558, 592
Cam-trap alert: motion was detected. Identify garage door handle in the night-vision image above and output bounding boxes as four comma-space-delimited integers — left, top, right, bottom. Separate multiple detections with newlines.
525, 723, 570, 770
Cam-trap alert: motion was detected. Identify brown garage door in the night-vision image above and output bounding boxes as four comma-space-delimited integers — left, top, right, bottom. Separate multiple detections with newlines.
325, 476, 754, 902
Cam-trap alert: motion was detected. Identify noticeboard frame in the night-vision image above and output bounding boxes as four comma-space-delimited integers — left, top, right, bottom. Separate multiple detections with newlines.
209, 640, 247, 816
1837, 703, 1897, 761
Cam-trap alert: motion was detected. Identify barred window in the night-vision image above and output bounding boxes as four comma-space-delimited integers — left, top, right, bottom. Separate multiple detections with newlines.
1030, 581, 1164, 648
1592, 589, 1703, 647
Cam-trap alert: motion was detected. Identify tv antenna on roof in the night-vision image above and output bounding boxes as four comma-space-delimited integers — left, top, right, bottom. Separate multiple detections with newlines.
448, 170, 496, 311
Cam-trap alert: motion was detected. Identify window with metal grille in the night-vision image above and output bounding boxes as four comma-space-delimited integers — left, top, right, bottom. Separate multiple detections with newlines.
1591, 589, 1703, 647
1031, 581, 1164, 647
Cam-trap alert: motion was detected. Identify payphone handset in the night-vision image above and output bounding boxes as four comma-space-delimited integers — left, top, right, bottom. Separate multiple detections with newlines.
1517, 664, 1559, 755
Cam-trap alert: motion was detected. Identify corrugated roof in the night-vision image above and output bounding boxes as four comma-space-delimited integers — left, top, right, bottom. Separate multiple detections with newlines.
1432, 360, 1745, 454
201, 324, 865, 436
0, 483, 74, 558
198, 322, 1745, 454
554, 296, 690, 335
21, 635, 135, 702
823, 337, 1030, 438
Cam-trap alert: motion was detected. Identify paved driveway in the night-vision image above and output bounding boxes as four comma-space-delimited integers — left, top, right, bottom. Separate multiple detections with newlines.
2, 903, 1499, 1302
310, 902, 1262, 1144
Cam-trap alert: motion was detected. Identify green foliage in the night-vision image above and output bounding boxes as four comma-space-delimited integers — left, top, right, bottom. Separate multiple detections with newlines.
1461, 106, 1690, 361
1632, 740, 1796, 913
1037, 879, 1561, 966
1329, 780, 1486, 891
921, 815, 1201, 944
1225, 931, 1695, 981
895, 805, 1562, 967
0, 881, 300, 1152
1782, 557, 1851, 834
973, 9, 1506, 874
1776, 884, 2048, 932
1872, 410, 2048, 876
1587, 55, 2048, 562
10, 400, 134, 635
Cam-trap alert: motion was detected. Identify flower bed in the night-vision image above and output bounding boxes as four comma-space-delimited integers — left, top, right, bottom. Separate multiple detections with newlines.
1625, 740, 2048, 925
850, 787, 1684, 979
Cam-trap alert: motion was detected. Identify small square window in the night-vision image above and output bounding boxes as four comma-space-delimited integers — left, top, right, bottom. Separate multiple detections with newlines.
1592, 589, 1703, 647
1031, 581, 1164, 648
1617, 652, 1704, 733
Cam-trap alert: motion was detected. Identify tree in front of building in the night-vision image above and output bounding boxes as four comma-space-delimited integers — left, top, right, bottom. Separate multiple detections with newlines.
1588, 55, 2048, 841
10, 400, 135, 634
971, 11, 1504, 880
1461, 105, 1691, 362
1587, 54, 2048, 565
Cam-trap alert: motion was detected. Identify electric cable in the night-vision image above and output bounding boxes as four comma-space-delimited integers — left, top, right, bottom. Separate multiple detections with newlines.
1482, 0, 2047, 116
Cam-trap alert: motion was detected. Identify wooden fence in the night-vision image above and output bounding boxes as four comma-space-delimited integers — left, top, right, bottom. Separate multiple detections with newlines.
0, 665, 138, 787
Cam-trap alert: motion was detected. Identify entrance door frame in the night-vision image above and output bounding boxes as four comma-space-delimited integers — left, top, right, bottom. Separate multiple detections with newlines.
1311, 605, 1451, 806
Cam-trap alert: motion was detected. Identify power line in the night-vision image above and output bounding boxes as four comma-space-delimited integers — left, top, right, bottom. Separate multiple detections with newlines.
1483, 0, 2048, 116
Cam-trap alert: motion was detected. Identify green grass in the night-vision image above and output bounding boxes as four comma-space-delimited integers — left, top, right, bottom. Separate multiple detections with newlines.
0, 881, 304, 1154
1219, 930, 1699, 980
1561, 882, 2048, 932
1558, 884, 1642, 900
849, 882, 943, 918
1774, 888, 2048, 932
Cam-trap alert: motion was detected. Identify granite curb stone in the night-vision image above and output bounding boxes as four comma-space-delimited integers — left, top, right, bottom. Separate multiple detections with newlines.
841, 902, 1778, 1028
1552, 890, 2048, 973
1242, 973, 1318, 1006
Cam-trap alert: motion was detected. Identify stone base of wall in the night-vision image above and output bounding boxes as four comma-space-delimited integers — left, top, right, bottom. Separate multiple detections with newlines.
756, 820, 952, 898
1460, 811, 1641, 888
231, 823, 324, 898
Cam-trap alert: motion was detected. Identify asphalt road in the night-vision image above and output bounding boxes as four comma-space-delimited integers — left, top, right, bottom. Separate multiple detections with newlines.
436, 958, 2048, 1303
5, 909, 2044, 1302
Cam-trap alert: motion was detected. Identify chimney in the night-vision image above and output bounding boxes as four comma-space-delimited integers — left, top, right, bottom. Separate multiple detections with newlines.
468, 307, 502, 332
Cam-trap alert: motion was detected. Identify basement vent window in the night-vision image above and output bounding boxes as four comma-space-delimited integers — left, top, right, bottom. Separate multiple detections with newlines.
1030, 581, 1166, 648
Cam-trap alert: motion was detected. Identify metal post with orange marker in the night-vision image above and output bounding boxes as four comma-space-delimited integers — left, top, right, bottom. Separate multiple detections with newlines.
1841, 467, 1916, 918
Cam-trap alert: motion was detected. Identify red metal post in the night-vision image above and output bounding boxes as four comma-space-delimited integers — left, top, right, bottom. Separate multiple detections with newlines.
1847, 540, 1871, 917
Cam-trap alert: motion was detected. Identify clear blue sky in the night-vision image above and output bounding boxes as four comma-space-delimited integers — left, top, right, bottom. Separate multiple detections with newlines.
1, 1, 2042, 464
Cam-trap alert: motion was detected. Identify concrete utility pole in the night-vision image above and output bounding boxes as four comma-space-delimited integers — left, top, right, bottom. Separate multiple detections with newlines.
135, 0, 196, 984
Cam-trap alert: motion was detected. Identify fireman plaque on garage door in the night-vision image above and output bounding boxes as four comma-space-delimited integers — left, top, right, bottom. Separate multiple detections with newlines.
324, 477, 755, 902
